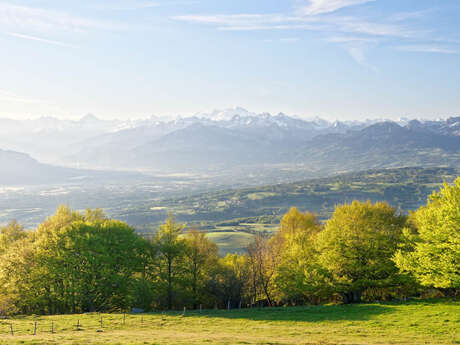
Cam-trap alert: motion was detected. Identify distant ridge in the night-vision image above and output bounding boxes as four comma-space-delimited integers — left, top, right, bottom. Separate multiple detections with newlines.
1, 108, 459, 175
0, 148, 147, 186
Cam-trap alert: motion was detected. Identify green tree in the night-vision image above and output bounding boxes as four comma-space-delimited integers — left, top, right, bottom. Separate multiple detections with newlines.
394, 178, 460, 290
0, 220, 27, 255
247, 233, 280, 306
274, 208, 330, 305
184, 229, 219, 308
153, 214, 187, 309
209, 253, 250, 308
0, 229, 39, 314
34, 206, 143, 313
316, 201, 408, 303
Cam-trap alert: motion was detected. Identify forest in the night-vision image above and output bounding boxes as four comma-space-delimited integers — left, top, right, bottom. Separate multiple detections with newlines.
0, 178, 458, 315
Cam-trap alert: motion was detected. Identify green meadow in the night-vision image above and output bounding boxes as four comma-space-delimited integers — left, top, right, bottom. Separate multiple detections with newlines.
0, 299, 458, 345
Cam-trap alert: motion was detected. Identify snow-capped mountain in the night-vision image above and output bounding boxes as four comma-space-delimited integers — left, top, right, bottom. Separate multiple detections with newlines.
1, 108, 459, 173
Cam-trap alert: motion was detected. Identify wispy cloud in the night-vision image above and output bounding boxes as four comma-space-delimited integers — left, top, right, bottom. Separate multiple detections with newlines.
326, 36, 376, 68
395, 44, 459, 54
172, 1, 459, 67
173, 13, 409, 38
89, 1, 161, 11
347, 46, 366, 64
299, 0, 375, 16
172, 14, 306, 26
326, 35, 376, 43
89, 0, 199, 11
6, 32, 79, 48
0, 3, 131, 33
388, 9, 433, 22
0, 89, 51, 104
264, 37, 301, 43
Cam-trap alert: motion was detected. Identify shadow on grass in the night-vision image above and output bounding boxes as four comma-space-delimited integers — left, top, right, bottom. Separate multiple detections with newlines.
161, 299, 458, 323
162, 303, 393, 322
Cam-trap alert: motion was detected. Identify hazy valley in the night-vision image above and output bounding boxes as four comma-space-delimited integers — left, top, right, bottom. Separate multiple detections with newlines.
1, 109, 459, 246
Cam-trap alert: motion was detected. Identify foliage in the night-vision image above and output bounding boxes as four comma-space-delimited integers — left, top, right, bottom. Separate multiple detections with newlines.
183, 229, 219, 307
274, 208, 331, 304
316, 201, 411, 303
394, 178, 460, 289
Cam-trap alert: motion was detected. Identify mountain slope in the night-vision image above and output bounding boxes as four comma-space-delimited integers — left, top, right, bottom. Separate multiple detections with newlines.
0, 149, 79, 185
131, 123, 293, 170
298, 121, 460, 172
0, 149, 148, 186
2, 109, 460, 174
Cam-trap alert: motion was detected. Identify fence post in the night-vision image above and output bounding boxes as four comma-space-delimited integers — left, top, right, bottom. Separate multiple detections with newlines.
77, 319, 80, 331
162, 312, 165, 321
199, 304, 202, 313
51, 321, 54, 334
123, 313, 126, 325
182, 307, 186, 316
34, 321, 37, 335
10, 323, 13, 336
239, 300, 242, 309
227, 300, 230, 311
100, 316, 103, 329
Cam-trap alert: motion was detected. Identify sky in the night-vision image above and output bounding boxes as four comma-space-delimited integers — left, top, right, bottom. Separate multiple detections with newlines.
0, 0, 459, 121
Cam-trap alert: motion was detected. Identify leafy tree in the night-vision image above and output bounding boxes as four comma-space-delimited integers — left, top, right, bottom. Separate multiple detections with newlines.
33, 206, 143, 313
0, 220, 27, 255
274, 208, 330, 304
153, 214, 187, 309
247, 233, 281, 306
209, 253, 250, 308
316, 201, 408, 303
0, 230, 39, 314
394, 178, 460, 290
183, 229, 219, 308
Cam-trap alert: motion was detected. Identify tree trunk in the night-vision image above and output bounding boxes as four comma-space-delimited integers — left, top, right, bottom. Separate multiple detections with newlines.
167, 257, 173, 310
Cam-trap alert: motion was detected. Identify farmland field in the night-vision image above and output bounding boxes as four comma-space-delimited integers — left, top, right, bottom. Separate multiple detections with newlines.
0, 299, 458, 345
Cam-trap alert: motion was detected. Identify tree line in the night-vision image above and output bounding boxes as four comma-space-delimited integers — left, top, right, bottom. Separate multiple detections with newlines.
0, 178, 458, 315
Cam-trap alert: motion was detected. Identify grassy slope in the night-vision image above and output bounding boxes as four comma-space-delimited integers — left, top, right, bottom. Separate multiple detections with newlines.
0, 299, 458, 345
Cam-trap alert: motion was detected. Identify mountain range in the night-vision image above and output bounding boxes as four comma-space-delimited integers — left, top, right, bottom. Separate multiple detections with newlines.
1, 108, 459, 185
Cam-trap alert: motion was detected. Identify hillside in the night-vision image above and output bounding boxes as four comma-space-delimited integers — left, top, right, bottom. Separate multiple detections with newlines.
128, 166, 457, 224
0, 149, 148, 186
0, 149, 80, 185
295, 122, 460, 175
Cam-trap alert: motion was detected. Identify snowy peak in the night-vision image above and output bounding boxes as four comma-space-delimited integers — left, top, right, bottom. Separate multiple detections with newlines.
195, 107, 256, 121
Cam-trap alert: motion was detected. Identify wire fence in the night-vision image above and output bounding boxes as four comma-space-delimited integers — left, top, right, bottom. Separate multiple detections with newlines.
0, 303, 260, 337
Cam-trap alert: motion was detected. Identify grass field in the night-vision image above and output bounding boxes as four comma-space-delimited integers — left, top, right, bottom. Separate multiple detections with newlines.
205, 231, 255, 255
0, 299, 458, 345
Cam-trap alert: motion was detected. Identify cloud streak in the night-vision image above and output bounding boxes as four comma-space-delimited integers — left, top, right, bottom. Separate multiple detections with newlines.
0, 3, 132, 33
6, 32, 79, 48
172, 1, 459, 67
395, 44, 459, 54
173, 13, 410, 38
0, 89, 51, 104
300, 0, 375, 16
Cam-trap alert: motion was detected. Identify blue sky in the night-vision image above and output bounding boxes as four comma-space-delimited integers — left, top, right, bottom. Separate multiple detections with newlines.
0, 0, 459, 121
